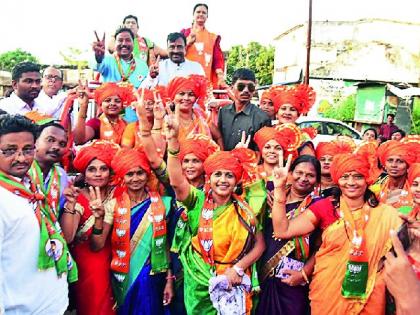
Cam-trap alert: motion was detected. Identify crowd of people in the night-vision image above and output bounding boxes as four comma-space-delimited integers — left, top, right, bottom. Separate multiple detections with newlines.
0, 4, 419, 315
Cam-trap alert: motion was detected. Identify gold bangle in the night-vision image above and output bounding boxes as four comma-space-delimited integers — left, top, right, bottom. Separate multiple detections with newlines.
140, 132, 152, 137
151, 130, 161, 134
167, 148, 180, 155
301, 268, 310, 284
152, 127, 162, 131
273, 198, 286, 204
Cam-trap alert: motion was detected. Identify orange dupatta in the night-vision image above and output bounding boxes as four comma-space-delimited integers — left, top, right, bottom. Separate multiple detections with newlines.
99, 115, 127, 144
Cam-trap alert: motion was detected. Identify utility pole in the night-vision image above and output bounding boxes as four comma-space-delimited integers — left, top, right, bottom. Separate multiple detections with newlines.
304, 0, 313, 85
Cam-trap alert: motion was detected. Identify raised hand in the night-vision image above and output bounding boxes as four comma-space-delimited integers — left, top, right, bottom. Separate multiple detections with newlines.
149, 55, 160, 79
164, 102, 179, 140
235, 131, 251, 149
88, 186, 105, 218
92, 31, 106, 62
133, 88, 153, 132
186, 31, 196, 47
152, 91, 166, 121
76, 79, 90, 110
273, 152, 292, 189
63, 184, 81, 206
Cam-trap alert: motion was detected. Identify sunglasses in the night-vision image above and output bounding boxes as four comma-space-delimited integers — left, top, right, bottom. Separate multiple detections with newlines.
236, 82, 256, 92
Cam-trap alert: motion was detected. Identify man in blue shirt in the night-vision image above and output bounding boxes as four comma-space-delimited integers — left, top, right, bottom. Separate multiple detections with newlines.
92, 27, 148, 89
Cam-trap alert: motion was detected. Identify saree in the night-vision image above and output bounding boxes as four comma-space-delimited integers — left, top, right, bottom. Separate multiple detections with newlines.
377, 176, 413, 214
113, 196, 172, 315
172, 186, 260, 315
309, 203, 401, 315
256, 197, 317, 315
70, 194, 115, 315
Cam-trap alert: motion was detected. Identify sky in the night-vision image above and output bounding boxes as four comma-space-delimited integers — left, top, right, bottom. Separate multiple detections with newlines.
0, 0, 418, 64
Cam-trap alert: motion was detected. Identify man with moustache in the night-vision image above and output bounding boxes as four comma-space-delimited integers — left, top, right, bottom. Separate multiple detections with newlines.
0, 62, 43, 115
92, 27, 149, 88
0, 114, 75, 314
217, 68, 271, 151
141, 32, 204, 88
29, 122, 70, 217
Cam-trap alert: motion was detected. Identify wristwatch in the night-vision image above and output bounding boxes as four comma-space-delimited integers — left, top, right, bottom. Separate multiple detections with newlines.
233, 265, 244, 277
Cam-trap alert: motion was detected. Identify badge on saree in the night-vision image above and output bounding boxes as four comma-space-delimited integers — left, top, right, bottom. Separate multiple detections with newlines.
341, 242, 369, 298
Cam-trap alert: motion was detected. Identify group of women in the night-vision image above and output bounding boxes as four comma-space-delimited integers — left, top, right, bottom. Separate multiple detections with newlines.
54, 70, 420, 315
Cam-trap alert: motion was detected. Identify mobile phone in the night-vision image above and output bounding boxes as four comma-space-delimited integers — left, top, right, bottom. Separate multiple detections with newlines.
393, 222, 411, 254
266, 181, 274, 192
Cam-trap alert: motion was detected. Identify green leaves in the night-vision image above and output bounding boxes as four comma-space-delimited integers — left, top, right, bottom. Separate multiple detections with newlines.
0, 49, 38, 71
226, 42, 274, 86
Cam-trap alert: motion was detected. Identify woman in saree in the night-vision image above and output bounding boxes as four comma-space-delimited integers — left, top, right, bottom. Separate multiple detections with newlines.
167, 75, 224, 148
90, 147, 174, 314
74, 82, 134, 145
60, 140, 119, 315
271, 152, 402, 314
375, 140, 416, 214
272, 84, 317, 156
256, 154, 321, 315
166, 106, 266, 314
181, 3, 225, 89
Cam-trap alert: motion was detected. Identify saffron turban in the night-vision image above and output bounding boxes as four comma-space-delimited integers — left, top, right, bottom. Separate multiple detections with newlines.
167, 75, 208, 102
204, 148, 258, 183
377, 140, 415, 166
330, 153, 373, 184
408, 163, 420, 185
254, 127, 283, 152
111, 147, 151, 179
94, 82, 135, 106
260, 90, 272, 104
179, 134, 219, 163
73, 140, 119, 172
316, 140, 354, 159
272, 84, 316, 114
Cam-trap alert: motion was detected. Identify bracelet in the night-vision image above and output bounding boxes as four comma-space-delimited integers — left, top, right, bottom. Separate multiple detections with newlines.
273, 198, 286, 204
63, 207, 76, 215
78, 115, 87, 119
166, 275, 176, 281
92, 227, 103, 235
301, 268, 310, 284
152, 127, 162, 131
167, 148, 180, 156
140, 132, 152, 137
151, 130, 161, 135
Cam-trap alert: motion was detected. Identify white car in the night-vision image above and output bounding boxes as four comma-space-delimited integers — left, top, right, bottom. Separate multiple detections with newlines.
295, 117, 362, 147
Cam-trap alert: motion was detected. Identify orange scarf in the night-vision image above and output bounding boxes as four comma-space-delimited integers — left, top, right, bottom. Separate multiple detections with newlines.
99, 115, 127, 144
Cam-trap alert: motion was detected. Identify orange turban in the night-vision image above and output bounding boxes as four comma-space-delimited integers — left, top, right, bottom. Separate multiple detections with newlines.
408, 163, 420, 185
316, 140, 354, 159
73, 141, 119, 172
260, 90, 272, 103
204, 148, 258, 183
330, 153, 373, 184
94, 82, 135, 106
137, 88, 154, 101
179, 134, 219, 163
167, 75, 208, 102
254, 127, 283, 151
272, 84, 316, 114
377, 140, 415, 166
111, 147, 151, 180
402, 136, 420, 163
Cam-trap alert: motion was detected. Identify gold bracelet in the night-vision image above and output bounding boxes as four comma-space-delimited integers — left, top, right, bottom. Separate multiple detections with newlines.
140, 132, 152, 137
273, 198, 286, 204
301, 268, 310, 284
152, 127, 162, 131
167, 148, 180, 155
151, 130, 161, 134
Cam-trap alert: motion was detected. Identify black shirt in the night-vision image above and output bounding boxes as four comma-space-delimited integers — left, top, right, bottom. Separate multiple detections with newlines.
218, 102, 271, 151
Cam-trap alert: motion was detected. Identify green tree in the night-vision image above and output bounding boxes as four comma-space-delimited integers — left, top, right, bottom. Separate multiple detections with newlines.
324, 94, 356, 121
226, 42, 274, 86
59, 47, 88, 70
0, 49, 38, 71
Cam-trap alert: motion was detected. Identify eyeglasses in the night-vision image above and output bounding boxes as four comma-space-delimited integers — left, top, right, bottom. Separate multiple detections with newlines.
0, 147, 35, 157
236, 82, 256, 92
44, 74, 63, 81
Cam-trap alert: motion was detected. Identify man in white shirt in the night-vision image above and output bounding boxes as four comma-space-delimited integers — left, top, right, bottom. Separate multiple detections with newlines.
35, 66, 68, 119
141, 32, 205, 88
0, 114, 70, 314
0, 62, 42, 115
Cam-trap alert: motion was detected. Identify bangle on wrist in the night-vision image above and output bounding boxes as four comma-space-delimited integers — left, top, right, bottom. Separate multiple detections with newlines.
92, 227, 103, 235
63, 207, 76, 215
152, 127, 162, 131
233, 265, 244, 277
301, 268, 310, 284
273, 198, 286, 204
167, 148, 180, 156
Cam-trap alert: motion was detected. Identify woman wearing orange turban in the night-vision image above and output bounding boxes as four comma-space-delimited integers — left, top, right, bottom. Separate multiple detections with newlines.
74, 82, 134, 145
376, 140, 417, 213
60, 140, 119, 315
315, 140, 354, 197
89, 147, 174, 314
166, 110, 265, 314
167, 75, 223, 148
270, 153, 401, 314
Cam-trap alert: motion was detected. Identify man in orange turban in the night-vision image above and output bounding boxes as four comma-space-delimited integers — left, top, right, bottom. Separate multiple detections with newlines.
376, 140, 417, 213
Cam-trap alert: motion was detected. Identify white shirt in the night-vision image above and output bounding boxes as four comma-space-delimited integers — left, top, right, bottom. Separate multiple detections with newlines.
0, 92, 45, 116
141, 58, 205, 88
34, 90, 67, 119
0, 183, 68, 314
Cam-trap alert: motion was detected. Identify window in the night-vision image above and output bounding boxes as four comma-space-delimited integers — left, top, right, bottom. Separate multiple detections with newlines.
298, 121, 324, 134
324, 122, 360, 139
